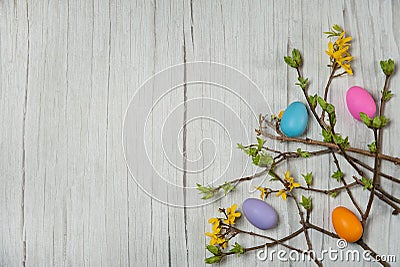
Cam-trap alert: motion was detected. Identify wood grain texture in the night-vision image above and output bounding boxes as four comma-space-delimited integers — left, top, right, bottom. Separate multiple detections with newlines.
1, 0, 399, 266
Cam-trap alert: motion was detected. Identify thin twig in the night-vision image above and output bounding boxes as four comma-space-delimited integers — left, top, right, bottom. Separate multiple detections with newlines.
289, 192, 322, 266
353, 176, 400, 215
331, 151, 364, 217
356, 239, 390, 267
320, 62, 339, 122
306, 223, 390, 267
256, 128, 400, 165
299, 181, 357, 194
222, 168, 269, 188
295, 67, 328, 130
347, 154, 400, 184
363, 75, 391, 224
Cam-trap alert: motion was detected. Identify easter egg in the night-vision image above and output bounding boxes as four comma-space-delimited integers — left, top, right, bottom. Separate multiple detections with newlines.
346, 86, 376, 121
280, 102, 308, 137
332, 206, 363, 242
242, 198, 278, 230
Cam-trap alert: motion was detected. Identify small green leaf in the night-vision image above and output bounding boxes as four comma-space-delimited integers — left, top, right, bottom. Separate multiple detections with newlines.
322, 128, 332, 143
383, 90, 394, 102
242, 146, 258, 157
237, 143, 245, 150
380, 59, 395, 76
324, 32, 339, 38
341, 136, 350, 150
302, 172, 313, 186
229, 242, 245, 257
205, 255, 222, 264
292, 48, 302, 67
317, 97, 327, 110
206, 245, 220, 256
361, 177, 373, 190
308, 94, 318, 109
201, 192, 215, 200
367, 141, 377, 153
257, 153, 274, 167
284, 49, 302, 68
329, 112, 337, 127
332, 134, 350, 150
331, 170, 344, 182
332, 24, 343, 32
221, 182, 235, 195
297, 148, 310, 158
372, 116, 381, 128
252, 154, 260, 166
257, 137, 266, 150
196, 183, 207, 193
360, 112, 372, 127
300, 195, 312, 210
296, 76, 309, 90
325, 103, 337, 127
332, 134, 341, 144
197, 184, 216, 200
326, 104, 335, 115
268, 171, 278, 181
196, 183, 212, 193
284, 56, 297, 68
329, 191, 338, 198
372, 116, 390, 129
284, 56, 292, 66
379, 116, 390, 128
324, 25, 343, 38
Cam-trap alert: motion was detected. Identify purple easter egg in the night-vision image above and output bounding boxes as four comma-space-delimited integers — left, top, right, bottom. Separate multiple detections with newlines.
242, 198, 278, 230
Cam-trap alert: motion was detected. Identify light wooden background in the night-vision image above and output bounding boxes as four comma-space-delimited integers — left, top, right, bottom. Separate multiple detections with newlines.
1, 0, 399, 266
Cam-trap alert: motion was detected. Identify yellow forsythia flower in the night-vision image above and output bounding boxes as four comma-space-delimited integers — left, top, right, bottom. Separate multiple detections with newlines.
224, 204, 241, 225
285, 171, 301, 191
255, 186, 267, 200
276, 189, 287, 200
325, 31, 353, 75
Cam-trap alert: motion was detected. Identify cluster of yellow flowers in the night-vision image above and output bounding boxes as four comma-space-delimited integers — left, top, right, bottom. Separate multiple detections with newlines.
205, 218, 226, 248
256, 171, 300, 201
326, 31, 353, 75
276, 171, 301, 200
205, 204, 241, 248
224, 204, 241, 225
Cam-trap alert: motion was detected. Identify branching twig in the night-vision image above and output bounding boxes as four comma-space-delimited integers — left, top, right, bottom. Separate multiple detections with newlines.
320, 62, 339, 122
298, 181, 357, 194
330, 151, 364, 216
363, 75, 391, 225
256, 128, 400, 165
347, 154, 400, 184
203, 40, 397, 266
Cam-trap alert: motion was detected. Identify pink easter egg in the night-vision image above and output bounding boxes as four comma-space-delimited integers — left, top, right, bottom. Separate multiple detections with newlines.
346, 86, 376, 121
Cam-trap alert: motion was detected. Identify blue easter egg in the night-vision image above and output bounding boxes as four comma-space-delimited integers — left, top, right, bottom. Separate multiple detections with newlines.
280, 101, 308, 137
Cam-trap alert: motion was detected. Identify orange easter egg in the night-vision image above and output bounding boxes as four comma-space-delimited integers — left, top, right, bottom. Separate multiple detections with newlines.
332, 206, 363, 242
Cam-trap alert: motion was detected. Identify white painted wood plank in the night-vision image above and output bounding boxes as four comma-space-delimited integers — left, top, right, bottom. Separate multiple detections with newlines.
22, 0, 111, 265
125, 0, 189, 266
0, 1, 29, 266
